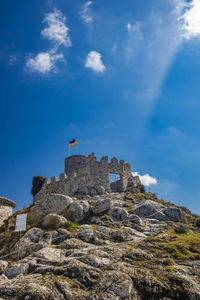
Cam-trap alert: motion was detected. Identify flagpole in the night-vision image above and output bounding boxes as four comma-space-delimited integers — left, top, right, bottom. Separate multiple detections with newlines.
68, 144, 70, 157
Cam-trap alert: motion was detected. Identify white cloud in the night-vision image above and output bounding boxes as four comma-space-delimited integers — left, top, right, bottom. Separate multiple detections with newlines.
41, 8, 71, 47
126, 22, 142, 35
26, 51, 64, 74
132, 171, 157, 187
80, 1, 93, 24
179, 0, 200, 39
8, 55, 17, 66
25, 8, 70, 75
85, 51, 106, 73
127, 23, 131, 31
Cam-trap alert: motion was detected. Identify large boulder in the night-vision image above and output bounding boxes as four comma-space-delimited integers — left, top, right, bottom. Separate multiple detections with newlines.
131, 200, 166, 218
164, 206, 186, 222
4, 263, 29, 279
42, 214, 68, 230
68, 201, 90, 222
23, 227, 45, 243
34, 193, 73, 214
91, 198, 112, 214
109, 207, 128, 221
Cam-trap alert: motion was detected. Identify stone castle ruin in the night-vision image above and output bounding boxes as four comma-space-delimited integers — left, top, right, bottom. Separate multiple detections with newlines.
33, 154, 145, 210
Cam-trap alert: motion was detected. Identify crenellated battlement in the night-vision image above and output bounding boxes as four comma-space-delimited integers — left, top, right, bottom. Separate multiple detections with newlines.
34, 154, 145, 205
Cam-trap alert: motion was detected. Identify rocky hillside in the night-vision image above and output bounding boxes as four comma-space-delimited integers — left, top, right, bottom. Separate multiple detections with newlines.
0, 192, 200, 299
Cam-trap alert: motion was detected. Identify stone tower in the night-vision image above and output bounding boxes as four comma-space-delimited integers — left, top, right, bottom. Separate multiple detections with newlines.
0, 197, 16, 226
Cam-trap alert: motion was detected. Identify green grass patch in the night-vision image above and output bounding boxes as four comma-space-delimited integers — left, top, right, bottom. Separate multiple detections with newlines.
144, 230, 200, 260
68, 222, 80, 232
100, 214, 110, 220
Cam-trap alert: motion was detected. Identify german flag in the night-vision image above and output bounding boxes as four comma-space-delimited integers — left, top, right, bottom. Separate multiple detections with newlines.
69, 139, 77, 147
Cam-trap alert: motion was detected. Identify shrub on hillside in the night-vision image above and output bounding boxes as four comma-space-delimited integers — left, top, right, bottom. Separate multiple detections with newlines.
195, 218, 200, 227
162, 257, 175, 266
31, 176, 45, 197
27, 212, 43, 229
41, 215, 61, 230
174, 225, 187, 234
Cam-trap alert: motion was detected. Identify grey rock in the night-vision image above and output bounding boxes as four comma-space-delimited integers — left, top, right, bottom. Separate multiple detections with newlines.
34, 193, 73, 214
148, 211, 169, 222
129, 214, 142, 225
68, 200, 90, 222
23, 227, 45, 243
109, 207, 128, 221
91, 199, 112, 214
132, 200, 166, 217
112, 201, 124, 207
78, 254, 111, 268
54, 280, 90, 299
96, 271, 133, 298
75, 228, 97, 243
4, 263, 29, 279
78, 185, 89, 195
164, 206, 186, 222
35, 247, 64, 263
94, 185, 106, 195
97, 226, 131, 242
121, 226, 146, 239
50, 228, 71, 245
60, 238, 94, 250
62, 258, 102, 287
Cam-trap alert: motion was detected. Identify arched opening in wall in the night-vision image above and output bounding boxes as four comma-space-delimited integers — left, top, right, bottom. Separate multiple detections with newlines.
109, 173, 122, 192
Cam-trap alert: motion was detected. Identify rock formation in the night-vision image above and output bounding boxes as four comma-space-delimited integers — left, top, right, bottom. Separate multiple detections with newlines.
0, 191, 200, 299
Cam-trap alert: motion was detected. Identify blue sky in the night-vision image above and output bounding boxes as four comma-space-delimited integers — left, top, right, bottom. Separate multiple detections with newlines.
1, 0, 200, 214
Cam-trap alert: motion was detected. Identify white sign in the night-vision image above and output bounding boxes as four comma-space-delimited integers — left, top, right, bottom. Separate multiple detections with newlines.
15, 214, 27, 232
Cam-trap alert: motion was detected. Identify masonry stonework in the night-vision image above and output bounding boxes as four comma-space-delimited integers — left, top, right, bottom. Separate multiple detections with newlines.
0, 197, 16, 226
33, 154, 145, 209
